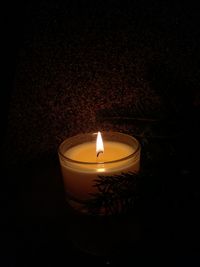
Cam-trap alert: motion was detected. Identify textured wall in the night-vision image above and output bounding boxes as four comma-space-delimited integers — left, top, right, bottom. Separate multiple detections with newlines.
5, 2, 199, 165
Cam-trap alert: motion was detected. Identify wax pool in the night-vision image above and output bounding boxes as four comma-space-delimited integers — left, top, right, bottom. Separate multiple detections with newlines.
66, 141, 134, 163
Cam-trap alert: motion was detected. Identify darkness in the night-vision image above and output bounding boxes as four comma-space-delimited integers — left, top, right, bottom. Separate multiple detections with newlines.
2, 1, 200, 266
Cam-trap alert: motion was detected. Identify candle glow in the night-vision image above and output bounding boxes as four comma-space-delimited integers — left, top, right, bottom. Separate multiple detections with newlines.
58, 132, 141, 213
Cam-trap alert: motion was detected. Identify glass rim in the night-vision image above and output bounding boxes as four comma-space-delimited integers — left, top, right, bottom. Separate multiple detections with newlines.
58, 131, 141, 165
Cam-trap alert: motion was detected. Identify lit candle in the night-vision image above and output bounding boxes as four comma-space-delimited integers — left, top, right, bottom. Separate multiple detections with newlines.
58, 131, 141, 213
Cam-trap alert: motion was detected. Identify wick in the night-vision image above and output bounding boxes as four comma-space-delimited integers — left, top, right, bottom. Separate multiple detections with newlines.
97, 151, 103, 158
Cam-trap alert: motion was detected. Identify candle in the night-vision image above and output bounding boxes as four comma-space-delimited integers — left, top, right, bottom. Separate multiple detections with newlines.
58, 132, 141, 213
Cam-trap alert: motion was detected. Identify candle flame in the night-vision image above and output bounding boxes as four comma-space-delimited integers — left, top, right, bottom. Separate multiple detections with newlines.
96, 131, 104, 157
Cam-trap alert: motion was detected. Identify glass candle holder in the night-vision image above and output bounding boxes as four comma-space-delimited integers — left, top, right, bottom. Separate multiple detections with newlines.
58, 132, 141, 214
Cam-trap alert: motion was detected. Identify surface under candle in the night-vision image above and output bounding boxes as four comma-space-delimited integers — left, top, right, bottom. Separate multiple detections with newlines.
60, 139, 140, 206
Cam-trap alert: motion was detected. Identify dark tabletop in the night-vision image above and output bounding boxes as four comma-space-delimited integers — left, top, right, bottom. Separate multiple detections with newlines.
2, 1, 200, 266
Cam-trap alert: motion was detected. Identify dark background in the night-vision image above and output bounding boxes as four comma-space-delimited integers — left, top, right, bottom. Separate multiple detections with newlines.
2, 1, 200, 266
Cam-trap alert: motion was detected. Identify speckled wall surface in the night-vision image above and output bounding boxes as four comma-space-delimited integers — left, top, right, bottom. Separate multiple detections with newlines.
5, 1, 200, 165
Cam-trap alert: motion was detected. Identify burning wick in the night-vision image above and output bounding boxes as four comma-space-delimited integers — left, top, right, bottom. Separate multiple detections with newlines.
96, 131, 104, 158
97, 151, 103, 158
